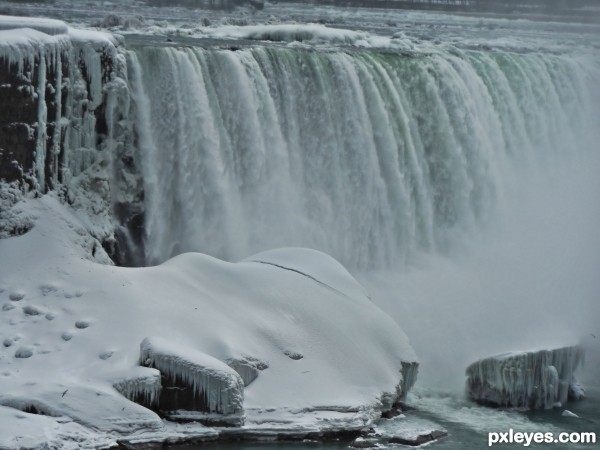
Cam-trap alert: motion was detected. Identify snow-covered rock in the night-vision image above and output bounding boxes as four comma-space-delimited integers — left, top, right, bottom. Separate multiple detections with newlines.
0, 15, 137, 262
112, 366, 162, 406
362, 414, 447, 447
140, 337, 245, 424
0, 194, 418, 444
226, 356, 268, 387
466, 346, 585, 409
0, 16, 69, 36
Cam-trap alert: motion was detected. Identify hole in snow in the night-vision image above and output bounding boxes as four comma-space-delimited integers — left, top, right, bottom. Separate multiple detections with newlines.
40, 284, 59, 296
9, 291, 25, 302
75, 320, 90, 329
23, 305, 42, 316
61, 331, 73, 341
284, 350, 303, 360
14, 347, 33, 358
99, 350, 114, 360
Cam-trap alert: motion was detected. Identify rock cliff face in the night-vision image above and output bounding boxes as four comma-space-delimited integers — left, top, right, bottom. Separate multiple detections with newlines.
466, 346, 585, 409
0, 20, 143, 264
0, 55, 42, 186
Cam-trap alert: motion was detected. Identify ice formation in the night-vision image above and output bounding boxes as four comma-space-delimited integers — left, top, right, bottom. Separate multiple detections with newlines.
0, 19, 123, 186
0, 16, 132, 252
140, 337, 245, 416
466, 346, 585, 409
226, 356, 268, 387
112, 367, 163, 406
0, 15, 69, 35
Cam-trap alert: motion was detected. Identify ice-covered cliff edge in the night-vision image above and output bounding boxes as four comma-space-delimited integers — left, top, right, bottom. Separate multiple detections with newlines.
0, 16, 138, 264
466, 346, 585, 409
0, 193, 418, 448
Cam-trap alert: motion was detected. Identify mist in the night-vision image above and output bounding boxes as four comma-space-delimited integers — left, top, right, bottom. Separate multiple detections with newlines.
361, 133, 600, 391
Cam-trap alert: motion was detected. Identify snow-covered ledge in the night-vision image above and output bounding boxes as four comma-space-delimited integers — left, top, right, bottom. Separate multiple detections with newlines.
139, 337, 245, 426
466, 346, 585, 409
0, 195, 418, 448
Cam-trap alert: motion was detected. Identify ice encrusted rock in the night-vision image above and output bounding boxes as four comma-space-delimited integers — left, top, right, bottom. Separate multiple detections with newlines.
466, 346, 585, 409
0, 16, 69, 36
372, 414, 447, 447
0, 383, 164, 434
226, 356, 268, 387
112, 367, 162, 406
140, 337, 244, 420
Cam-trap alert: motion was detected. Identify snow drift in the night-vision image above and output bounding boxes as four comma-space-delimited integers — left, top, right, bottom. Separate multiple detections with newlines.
0, 193, 418, 446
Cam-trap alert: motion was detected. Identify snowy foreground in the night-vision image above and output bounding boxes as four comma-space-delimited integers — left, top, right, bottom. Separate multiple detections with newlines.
0, 193, 418, 448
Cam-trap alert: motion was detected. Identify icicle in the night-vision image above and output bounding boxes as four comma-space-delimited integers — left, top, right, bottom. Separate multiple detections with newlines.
113, 368, 162, 406
139, 338, 244, 416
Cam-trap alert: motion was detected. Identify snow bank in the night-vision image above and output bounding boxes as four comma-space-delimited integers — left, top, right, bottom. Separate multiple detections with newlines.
0, 405, 114, 450
0, 193, 418, 444
0, 16, 68, 36
0, 16, 116, 61
199, 23, 419, 52
247, 247, 370, 303
204, 23, 365, 44
466, 346, 585, 409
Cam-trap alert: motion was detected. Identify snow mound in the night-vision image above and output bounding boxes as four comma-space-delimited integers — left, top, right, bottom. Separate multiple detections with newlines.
466, 346, 585, 409
205, 23, 365, 45
0, 382, 164, 434
247, 247, 369, 302
0, 194, 417, 443
0, 184, 36, 239
0, 15, 68, 36
226, 356, 268, 387
0, 405, 114, 450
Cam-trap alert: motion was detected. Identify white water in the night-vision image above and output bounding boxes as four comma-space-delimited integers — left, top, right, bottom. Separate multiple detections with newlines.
127, 44, 599, 268
125, 38, 600, 385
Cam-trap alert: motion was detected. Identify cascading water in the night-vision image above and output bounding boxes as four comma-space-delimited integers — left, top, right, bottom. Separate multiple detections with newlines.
126, 44, 599, 270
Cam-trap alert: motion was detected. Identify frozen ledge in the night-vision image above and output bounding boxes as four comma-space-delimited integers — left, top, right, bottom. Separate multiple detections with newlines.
466, 345, 585, 409
0, 15, 118, 54
140, 337, 245, 424
0, 16, 69, 35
